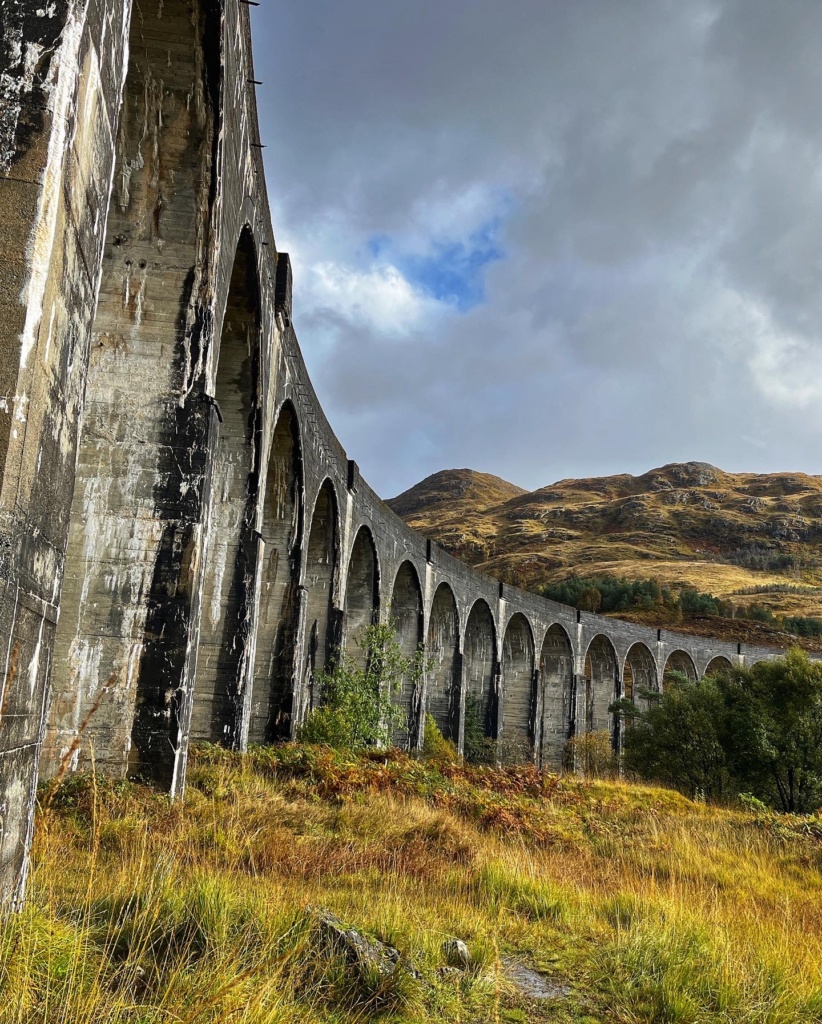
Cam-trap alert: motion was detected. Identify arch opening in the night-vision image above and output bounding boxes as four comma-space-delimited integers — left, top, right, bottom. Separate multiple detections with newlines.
623, 642, 658, 702
389, 561, 423, 748
582, 634, 618, 750
537, 624, 574, 769
463, 600, 497, 750
664, 649, 698, 685
45, 0, 221, 784
501, 613, 535, 762
192, 229, 261, 748
704, 656, 733, 677
426, 583, 460, 741
299, 480, 340, 720
343, 526, 379, 671
247, 403, 303, 744
620, 641, 658, 751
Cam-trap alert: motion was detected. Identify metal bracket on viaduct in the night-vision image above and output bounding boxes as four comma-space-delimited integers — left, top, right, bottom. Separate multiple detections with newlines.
0, 0, 787, 905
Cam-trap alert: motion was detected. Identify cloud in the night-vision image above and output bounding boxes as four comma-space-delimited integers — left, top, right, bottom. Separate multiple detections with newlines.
305, 261, 434, 338
252, 0, 822, 497
370, 215, 505, 312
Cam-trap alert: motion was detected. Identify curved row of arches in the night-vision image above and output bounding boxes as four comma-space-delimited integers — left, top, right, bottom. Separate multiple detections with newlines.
43, 187, 749, 783
198, 368, 739, 765
193, 220, 741, 758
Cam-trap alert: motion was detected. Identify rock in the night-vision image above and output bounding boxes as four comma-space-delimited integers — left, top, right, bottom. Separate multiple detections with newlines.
306, 907, 420, 979
442, 937, 472, 969
504, 959, 571, 1001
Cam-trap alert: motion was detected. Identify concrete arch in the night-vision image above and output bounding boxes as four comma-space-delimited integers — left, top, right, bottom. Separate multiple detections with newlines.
619, 641, 658, 751
704, 655, 733, 677
623, 642, 658, 700
501, 612, 536, 761
344, 525, 380, 670
426, 582, 460, 741
247, 401, 303, 743
44, 0, 222, 783
390, 560, 424, 747
537, 624, 574, 769
663, 649, 698, 684
464, 599, 498, 745
299, 479, 341, 718
582, 634, 619, 740
192, 226, 262, 748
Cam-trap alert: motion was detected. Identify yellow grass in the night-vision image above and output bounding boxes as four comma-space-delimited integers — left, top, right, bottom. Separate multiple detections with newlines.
544, 559, 796, 597
3, 746, 822, 1023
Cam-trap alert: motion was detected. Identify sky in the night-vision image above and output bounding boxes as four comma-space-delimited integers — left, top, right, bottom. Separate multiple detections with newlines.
252, 0, 822, 499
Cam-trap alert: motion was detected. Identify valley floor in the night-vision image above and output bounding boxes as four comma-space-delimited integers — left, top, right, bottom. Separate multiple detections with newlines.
3, 746, 822, 1023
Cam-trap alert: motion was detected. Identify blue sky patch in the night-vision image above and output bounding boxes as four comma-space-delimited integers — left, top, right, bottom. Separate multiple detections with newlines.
368, 218, 505, 312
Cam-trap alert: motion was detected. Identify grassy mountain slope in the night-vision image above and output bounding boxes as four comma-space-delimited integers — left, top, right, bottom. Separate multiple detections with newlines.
388, 462, 822, 646
6, 745, 822, 1022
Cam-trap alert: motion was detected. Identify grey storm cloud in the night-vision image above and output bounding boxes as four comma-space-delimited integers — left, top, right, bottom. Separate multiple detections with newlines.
252, 0, 822, 497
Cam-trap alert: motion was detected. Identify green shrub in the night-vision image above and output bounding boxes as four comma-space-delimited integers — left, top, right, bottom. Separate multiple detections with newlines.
612, 649, 822, 811
297, 623, 423, 750
420, 714, 459, 764
782, 614, 822, 638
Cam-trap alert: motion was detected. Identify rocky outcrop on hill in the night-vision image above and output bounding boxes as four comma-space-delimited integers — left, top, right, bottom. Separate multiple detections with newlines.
387, 464, 822, 624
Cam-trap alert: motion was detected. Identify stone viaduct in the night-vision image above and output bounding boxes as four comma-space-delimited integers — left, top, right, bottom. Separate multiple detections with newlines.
0, 0, 787, 905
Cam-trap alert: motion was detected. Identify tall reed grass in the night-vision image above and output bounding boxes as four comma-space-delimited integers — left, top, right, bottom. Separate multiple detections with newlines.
2, 745, 822, 1022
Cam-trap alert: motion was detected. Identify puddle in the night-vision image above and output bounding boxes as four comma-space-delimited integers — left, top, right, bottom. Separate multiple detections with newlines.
503, 960, 571, 1001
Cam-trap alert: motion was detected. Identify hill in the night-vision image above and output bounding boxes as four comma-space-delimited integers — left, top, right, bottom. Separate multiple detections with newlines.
6, 745, 822, 1021
388, 462, 822, 646
389, 467, 526, 521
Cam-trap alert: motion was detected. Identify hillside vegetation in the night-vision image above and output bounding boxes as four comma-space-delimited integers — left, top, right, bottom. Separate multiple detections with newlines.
388, 462, 822, 646
5, 745, 822, 1023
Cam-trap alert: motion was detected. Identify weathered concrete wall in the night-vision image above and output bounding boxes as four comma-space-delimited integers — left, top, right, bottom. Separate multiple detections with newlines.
0, 0, 132, 905
0, 0, 794, 907
45, 0, 221, 781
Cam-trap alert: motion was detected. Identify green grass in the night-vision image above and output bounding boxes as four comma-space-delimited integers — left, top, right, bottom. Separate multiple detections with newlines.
3, 745, 822, 1022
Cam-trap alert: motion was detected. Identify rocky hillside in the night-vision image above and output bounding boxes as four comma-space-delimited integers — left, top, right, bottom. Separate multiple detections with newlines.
388, 462, 822, 641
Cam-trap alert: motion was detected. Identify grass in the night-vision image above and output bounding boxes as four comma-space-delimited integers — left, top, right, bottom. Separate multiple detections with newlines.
4, 744, 822, 1022
543, 559, 797, 598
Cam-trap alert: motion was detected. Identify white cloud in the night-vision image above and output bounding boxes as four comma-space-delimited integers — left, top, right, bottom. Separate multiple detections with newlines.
305, 260, 439, 338
744, 299, 822, 411
252, 0, 822, 496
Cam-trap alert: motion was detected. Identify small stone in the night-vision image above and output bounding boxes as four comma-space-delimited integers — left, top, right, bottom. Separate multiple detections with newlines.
503, 959, 571, 1001
442, 938, 471, 969
306, 906, 421, 980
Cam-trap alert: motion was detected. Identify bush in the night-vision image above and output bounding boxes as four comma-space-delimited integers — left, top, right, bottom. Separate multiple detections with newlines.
420, 714, 459, 764
566, 730, 618, 779
739, 602, 775, 623
297, 623, 423, 750
612, 650, 822, 811
679, 588, 721, 617
612, 673, 730, 800
783, 614, 822, 638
